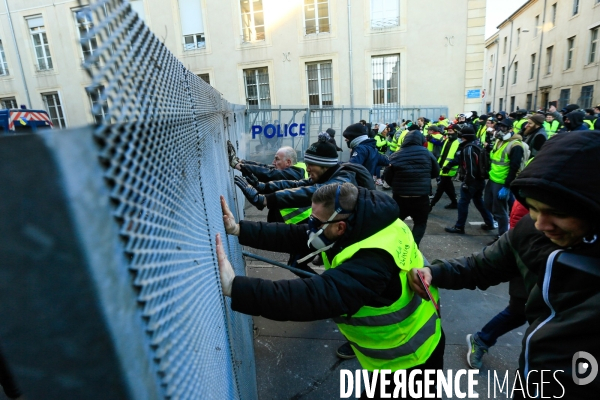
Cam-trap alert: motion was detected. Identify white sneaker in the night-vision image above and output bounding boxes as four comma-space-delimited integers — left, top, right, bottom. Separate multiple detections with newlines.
376, 179, 383, 186
382, 182, 391, 190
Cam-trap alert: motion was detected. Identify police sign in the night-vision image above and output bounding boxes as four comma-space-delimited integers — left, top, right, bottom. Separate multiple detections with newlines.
251, 123, 306, 139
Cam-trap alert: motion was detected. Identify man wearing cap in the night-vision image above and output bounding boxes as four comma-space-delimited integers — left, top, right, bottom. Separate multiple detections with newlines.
228, 143, 307, 183
484, 119, 525, 241
512, 110, 528, 135
426, 125, 444, 159
408, 131, 600, 398
430, 124, 459, 211
234, 133, 374, 225
475, 115, 488, 143
343, 123, 389, 177
217, 182, 445, 397
326, 128, 342, 151
521, 114, 547, 157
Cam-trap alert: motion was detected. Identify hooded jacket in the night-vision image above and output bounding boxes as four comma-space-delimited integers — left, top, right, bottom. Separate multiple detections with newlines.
429, 132, 600, 398
384, 132, 440, 196
564, 110, 589, 132
522, 125, 547, 157
348, 138, 389, 176
231, 188, 407, 320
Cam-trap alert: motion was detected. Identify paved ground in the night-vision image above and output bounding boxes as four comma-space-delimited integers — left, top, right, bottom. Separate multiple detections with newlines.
243, 181, 523, 400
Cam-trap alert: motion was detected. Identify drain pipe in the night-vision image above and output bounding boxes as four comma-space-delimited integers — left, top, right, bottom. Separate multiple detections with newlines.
533, 0, 548, 110
347, 0, 355, 122
4, 0, 32, 108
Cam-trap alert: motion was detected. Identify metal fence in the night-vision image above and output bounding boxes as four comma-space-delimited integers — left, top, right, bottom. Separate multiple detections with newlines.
0, 0, 255, 399
244, 105, 448, 164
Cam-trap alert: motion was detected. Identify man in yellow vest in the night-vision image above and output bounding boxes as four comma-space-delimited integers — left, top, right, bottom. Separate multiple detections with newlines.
543, 113, 560, 138
425, 125, 445, 159
484, 119, 525, 242
430, 125, 460, 211
512, 110, 528, 135
217, 182, 444, 397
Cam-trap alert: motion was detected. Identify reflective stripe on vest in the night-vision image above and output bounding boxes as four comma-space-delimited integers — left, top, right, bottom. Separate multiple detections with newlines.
323, 220, 441, 371
438, 139, 460, 176
294, 162, 309, 179
514, 119, 527, 133
280, 206, 311, 225
489, 140, 523, 184
584, 120, 594, 129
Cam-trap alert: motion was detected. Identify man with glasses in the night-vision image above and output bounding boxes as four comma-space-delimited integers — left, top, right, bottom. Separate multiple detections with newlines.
216, 182, 445, 398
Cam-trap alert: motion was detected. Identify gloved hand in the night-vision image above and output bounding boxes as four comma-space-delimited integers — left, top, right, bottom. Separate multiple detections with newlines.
234, 176, 265, 210
243, 172, 266, 192
442, 166, 451, 174
498, 187, 510, 200
227, 140, 240, 168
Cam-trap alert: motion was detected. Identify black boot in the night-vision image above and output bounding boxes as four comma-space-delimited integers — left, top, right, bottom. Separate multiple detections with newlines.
445, 225, 465, 234
444, 202, 458, 209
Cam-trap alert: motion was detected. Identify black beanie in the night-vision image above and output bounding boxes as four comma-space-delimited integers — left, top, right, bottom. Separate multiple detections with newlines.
342, 123, 367, 141
511, 131, 600, 224
304, 133, 340, 167
326, 128, 336, 137
407, 124, 420, 131
459, 126, 476, 141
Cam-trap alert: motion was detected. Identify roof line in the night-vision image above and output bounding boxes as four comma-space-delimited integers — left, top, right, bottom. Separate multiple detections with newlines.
496, 0, 535, 30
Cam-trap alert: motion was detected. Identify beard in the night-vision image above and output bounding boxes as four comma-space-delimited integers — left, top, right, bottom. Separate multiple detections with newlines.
523, 124, 539, 136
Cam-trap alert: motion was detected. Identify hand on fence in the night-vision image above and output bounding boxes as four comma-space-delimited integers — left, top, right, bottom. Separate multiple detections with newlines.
243, 172, 266, 192
216, 233, 235, 297
234, 176, 266, 210
227, 140, 240, 168
220, 195, 240, 236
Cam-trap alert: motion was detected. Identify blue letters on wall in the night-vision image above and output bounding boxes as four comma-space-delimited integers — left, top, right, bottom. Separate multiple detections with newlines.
251, 124, 306, 139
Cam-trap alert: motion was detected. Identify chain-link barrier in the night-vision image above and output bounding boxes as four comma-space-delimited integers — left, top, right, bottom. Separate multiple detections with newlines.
79, 1, 254, 398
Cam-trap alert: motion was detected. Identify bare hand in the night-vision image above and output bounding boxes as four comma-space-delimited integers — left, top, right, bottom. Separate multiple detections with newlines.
216, 233, 235, 296
549, 105, 557, 113
221, 195, 240, 236
408, 267, 433, 300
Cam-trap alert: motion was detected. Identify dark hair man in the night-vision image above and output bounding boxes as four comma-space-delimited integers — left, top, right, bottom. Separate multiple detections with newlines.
409, 131, 600, 399
217, 182, 445, 398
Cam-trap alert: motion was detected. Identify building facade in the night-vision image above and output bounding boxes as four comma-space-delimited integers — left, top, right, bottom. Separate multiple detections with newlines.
484, 0, 600, 114
1, 0, 486, 128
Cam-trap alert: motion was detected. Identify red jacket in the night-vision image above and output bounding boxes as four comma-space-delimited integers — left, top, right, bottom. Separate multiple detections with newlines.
509, 200, 529, 229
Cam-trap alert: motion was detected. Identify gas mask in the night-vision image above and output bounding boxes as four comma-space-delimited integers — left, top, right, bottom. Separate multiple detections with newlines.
297, 186, 354, 264
494, 126, 512, 141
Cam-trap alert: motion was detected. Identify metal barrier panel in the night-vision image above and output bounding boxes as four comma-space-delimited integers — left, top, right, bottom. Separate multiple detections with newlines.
0, 0, 256, 399
245, 106, 448, 164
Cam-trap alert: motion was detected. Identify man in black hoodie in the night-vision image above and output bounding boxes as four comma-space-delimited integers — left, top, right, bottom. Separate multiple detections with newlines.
409, 131, 600, 399
563, 110, 590, 132
217, 183, 444, 398
384, 131, 440, 246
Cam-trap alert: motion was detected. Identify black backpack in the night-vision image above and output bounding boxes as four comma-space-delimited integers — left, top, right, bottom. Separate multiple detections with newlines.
465, 143, 490, 179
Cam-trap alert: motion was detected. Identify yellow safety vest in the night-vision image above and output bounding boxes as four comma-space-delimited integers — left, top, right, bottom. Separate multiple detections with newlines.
426, 133, 444, 152
476, 125, 487, 143
513, 119, 527, 134
279, 162, 311, 224
295, 162, 309, 179
543, 121, 560, 138
438, 139, 460, 177
324, 220, 442, 371
489, 140, 523, 185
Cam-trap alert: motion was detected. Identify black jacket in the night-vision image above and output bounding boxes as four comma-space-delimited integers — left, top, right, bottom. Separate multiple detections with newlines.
232, 188, 404, 321
264, 163, 374, 210
384, 132, 440, 196
446, 139, 484, 185
348, 139, 389, 176
522, 126, 547, 157
242, 160, 305, 182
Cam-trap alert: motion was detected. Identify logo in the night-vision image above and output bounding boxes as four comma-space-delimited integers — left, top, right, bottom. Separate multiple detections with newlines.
572, 351, 598, 385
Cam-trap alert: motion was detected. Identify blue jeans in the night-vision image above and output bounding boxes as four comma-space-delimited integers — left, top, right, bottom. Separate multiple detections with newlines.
484, 180, 510, 235
456, 180, 494, 228
477, 295, 527, 348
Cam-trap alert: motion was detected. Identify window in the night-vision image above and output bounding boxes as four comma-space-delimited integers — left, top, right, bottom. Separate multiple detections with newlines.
580, 85, 594, 109
546, 46, 553, 74
526, 94, 533, 110
244, 67, 270, 108
0, 39, 8, 75
503, 36, 507, 54
88, 86, 109, 124
371, 54, 400, 105
499, 98, 504, 111
130, 0, 145, 21
371, 0, 400, 29
198, 73, 210, 84
490, 53, 494, 66
530, 54, 536, 79
551, 3, 557, 27
180, 0, 206, 50
304, 0, 330, 35
513, 61, 518, 84
517, 28, 521, 47
27, 16, 53, 71
590, 28, 599, 64
535, 15, 539, 37
240, 0, 265, 42
42, 92, 66, 128
573, 0, 579, 16
501, 67, 505, 87
489, 78, 492, 94
306, 61, 333, 106
510, 96, 516, 112
566, 36, 576, 69
74, 8, 98, 62
559, 88, 571, 109
0, 97, 17, 109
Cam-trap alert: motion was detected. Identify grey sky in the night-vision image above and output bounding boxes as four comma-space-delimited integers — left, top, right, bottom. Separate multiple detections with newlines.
486, 0, 529, 39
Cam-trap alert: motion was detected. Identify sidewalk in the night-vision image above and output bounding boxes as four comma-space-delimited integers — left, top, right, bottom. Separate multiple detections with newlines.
244, 182, 523, 400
